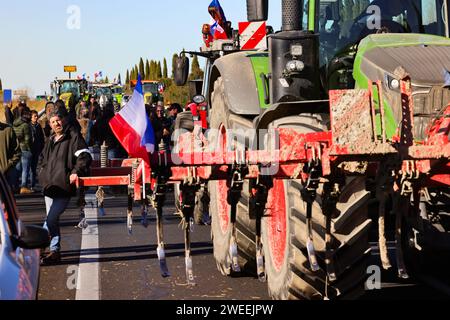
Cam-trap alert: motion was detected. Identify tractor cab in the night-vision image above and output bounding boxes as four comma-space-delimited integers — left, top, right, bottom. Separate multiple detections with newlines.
307, 0, 450, 90
92, 83, 115, 109
130, 80, 164, 105
51, 78, 89, 111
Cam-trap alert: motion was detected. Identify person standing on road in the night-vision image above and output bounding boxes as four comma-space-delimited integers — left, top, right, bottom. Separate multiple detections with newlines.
0, 121, 21, 189
39, 107, 92, 265
4, 103, 14, 126
30, 110, 45, 192
13, 108, 33, 194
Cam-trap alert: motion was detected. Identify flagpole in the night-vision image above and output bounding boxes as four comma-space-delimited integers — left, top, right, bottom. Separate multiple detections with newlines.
142, 159, 146, 200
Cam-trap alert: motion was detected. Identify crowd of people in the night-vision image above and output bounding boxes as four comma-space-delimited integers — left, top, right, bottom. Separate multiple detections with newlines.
1, 94, 190, 265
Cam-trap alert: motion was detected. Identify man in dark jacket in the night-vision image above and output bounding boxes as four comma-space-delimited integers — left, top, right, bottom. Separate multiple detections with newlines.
13, 109, 33, 194
39, 107, 92, 264
0, 121, 21, 188
30, 110, 45, 191
4, 103, 14, 126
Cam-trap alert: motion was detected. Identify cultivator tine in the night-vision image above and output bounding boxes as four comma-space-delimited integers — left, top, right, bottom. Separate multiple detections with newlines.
395, 197, 409, 279
76, 188, 89, 229
178, 181, 199, 285
252, 178, 270, 282
229, 235, 241, 273
306, 202, 320, 272
325, 214, 337, 282
256, 243, 265, 282
127, 193, 133, 235
377, 192, 392, 270
185, 226, 196, 286
141, 202, 149, 228
156, 206, 170, 277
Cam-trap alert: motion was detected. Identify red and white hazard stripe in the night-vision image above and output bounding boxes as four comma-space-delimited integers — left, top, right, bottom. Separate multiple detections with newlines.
239, 21, 267, 50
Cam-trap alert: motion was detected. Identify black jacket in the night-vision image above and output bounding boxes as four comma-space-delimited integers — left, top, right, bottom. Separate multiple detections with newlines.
39, 123, 92, 198
31, 122, 45, 156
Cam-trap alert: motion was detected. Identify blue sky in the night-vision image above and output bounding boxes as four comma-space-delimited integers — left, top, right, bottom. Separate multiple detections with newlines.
0, 0, 281, 96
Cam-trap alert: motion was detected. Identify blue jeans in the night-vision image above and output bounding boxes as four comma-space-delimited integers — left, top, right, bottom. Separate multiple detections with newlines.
16, 150, 32, 188
43, 196, 71, 252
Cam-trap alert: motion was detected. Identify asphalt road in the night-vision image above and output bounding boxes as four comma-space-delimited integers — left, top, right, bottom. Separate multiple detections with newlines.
15, 191, 449, 301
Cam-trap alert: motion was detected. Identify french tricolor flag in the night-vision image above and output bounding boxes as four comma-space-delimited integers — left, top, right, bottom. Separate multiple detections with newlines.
109, 74, 155, 163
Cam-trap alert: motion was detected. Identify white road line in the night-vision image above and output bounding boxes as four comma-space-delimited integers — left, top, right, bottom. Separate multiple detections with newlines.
76, 194, 100, 300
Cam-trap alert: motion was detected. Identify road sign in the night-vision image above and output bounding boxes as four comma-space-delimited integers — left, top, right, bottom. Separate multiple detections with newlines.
64, 65, 77, 73
13, 90, 28, 96
3, 89, 12, 103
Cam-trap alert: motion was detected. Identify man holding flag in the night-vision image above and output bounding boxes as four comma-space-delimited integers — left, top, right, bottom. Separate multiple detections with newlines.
109, 74, 155, 164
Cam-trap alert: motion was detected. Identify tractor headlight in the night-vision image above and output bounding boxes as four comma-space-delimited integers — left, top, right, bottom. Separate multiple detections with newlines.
390, 79, 400, 90
385, 74, 400, 91
286, 60, 305, 73
290, 44, 303, 57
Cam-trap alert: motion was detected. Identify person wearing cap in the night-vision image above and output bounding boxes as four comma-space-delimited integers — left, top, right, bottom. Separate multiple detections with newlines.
168, 103, 183, 132
38, 105, 92, 265
12, 100, 30, 121
154, 103, 171, 150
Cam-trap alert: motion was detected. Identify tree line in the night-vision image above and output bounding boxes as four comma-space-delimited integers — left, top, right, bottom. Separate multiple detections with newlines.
124, 54, 204, 106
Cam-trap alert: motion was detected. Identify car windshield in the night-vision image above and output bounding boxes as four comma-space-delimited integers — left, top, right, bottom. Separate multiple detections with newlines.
318, 0, 450, 66
142, 83, 159, 94
59, 81, 80, 96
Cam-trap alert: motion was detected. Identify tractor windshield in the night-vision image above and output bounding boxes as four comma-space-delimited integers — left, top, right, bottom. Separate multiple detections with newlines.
142, 83, 159, 94
112, 87, 123, 94
319, 0, 450, 66
95, 87, 112, 98
59, 81, 80, 97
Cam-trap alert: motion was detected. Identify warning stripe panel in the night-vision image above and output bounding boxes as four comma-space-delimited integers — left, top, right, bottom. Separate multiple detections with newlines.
239, 21, 267, 50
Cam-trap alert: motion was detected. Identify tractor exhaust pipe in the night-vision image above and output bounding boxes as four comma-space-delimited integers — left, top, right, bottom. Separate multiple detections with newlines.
269, 0, 321, 104
282, 0, 303, 31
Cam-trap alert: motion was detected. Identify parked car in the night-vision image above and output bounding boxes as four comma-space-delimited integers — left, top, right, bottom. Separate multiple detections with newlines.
0, 173, 49, 300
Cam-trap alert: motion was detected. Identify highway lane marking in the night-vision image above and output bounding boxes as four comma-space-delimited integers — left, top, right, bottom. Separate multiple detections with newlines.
76, 194, 100, 300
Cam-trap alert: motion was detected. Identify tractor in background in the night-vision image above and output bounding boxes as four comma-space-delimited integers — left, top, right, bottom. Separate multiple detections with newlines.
50, 78, 89, 112
130, 80, 165, 105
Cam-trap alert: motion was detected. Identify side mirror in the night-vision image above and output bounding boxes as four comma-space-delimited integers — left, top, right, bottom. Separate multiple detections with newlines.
174, 56, 190, 86
247, 0, 268, 22
14, 225, 50, 250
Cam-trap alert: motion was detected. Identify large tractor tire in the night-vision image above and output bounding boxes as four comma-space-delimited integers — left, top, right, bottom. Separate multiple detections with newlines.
209, 77, 255, 275
261, 114, 372, 300
402, 189, 450, 278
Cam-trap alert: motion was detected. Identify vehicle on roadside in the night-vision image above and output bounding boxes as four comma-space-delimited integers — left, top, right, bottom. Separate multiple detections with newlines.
0, 173, 49, 300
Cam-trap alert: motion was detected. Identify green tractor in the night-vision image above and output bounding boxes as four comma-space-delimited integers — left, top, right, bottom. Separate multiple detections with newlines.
175, 0, 450, 300
131, 80, 164, 105
112, 85, 124, 106
50, 78, 89, 113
